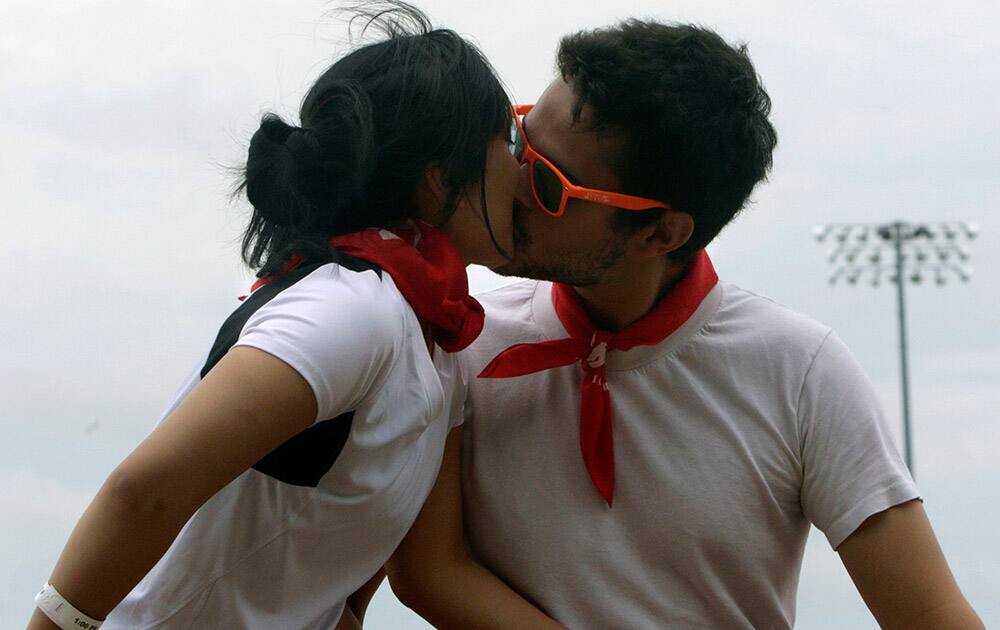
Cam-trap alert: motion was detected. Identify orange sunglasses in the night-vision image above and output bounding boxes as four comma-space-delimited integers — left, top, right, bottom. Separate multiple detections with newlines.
511, 104, 672, 217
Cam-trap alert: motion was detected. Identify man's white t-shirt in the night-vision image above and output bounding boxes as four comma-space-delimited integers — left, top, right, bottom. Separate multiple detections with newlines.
459, 279, 918, 629
104, 255, 465, 630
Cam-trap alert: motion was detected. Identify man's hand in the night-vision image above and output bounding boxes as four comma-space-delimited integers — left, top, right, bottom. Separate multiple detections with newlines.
838, 499, 983, 629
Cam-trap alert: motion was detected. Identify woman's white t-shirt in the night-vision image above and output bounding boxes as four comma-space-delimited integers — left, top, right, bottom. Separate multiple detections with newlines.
104, 255, 464, 629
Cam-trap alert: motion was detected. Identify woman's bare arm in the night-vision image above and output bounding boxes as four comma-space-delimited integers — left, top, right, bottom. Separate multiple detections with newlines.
28, 346, 318, 628
386, 427, 565, 630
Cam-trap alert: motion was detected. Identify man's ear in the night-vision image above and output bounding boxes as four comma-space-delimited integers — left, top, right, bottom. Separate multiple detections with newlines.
636, 209, 695, 257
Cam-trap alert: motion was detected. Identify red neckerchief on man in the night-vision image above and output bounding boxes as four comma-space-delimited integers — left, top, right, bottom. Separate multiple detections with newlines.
244, 221, 484, 353
478, 250, 718, 506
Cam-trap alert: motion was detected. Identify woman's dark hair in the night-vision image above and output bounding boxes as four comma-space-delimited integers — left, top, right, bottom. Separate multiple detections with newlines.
557, 21, 778, 259
238, 2, 511, 276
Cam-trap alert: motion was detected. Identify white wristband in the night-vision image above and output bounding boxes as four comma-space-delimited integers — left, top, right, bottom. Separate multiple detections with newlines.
34, 582, 103, 630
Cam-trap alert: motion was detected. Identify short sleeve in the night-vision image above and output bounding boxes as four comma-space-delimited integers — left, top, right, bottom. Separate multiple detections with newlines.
432, 347, 468, 430
798, 331, 919, 549
234, 265, 403, 423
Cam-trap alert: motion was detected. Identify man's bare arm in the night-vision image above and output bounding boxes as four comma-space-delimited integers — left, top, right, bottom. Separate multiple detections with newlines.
838, 499, 982, 629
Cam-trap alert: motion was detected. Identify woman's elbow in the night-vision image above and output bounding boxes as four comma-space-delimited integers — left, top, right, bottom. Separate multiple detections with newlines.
386, 557, 453, 612
101, 464, 175, 520
385, 561, 423, 609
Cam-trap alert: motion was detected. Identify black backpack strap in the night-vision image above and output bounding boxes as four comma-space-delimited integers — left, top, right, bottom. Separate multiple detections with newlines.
198, 252, 382, 487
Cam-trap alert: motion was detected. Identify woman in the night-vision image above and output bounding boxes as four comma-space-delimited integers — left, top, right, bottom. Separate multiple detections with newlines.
28, 6, 559, 629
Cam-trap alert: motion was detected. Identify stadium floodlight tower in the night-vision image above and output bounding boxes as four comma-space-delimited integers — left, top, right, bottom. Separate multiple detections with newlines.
814, 220, 977, 477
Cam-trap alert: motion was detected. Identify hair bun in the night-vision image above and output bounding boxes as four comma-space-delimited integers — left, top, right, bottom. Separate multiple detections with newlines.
244, 114, 320, 227
259, 114, 296, 145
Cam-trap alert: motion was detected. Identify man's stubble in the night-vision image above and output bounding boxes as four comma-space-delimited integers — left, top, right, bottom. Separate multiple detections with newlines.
493, 203, 625, 287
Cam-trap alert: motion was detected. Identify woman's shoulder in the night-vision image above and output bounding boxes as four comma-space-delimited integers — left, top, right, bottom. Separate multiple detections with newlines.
238, 259, 408, 362
231, 259, 410, 420
277, 258, 403, 319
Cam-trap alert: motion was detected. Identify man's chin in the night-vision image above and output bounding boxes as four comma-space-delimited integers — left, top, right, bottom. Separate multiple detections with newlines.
489, 256, 602, 286
489, 259, 560, 283
489, 260, 523, 278
487, 252, 546, 279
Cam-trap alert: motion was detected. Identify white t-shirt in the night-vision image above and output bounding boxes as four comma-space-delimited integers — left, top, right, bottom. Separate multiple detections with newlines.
459, 279, 917, 629
104, 255, 465, 630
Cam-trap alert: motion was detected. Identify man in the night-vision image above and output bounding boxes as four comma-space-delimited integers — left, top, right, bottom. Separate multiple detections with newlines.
389, 19, 982, 629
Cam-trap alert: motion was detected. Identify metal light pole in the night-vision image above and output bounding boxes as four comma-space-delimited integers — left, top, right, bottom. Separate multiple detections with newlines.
814, 221, 977, 477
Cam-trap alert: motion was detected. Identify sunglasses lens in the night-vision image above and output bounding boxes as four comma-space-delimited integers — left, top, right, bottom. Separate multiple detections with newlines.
532, 160, 564, 215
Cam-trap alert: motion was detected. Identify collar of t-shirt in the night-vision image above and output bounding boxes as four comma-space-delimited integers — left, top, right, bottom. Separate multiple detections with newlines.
245, 221, 485, 353
478, 250, 719, 506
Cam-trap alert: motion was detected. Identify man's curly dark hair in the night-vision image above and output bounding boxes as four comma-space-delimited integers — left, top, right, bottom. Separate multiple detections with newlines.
557, 21, 778, 259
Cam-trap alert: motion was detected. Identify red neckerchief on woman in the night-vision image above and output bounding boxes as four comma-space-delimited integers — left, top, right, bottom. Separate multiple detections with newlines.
245, 221, 484, 353
478, 250, 718, 506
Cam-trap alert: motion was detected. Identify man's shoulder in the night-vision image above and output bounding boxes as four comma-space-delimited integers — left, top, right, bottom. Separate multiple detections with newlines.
460, 279, 544, 370
473, 278, 543, 332
713, 281, 833, 351
474, 278, 540, 310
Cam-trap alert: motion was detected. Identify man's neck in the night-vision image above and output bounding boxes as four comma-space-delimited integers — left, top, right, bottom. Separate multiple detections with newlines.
572, 257, 689, 332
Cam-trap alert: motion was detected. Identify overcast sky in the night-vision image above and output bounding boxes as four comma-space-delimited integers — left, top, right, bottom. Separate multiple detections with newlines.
2, 0, 998, 627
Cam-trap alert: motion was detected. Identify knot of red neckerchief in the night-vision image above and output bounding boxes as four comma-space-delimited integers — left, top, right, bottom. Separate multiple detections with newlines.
478, 250, 718, 507
432, 296, 483, 351
242, 221, 484, 353
584, 332, 610, 386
